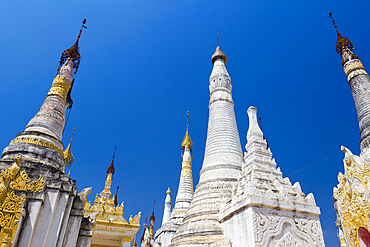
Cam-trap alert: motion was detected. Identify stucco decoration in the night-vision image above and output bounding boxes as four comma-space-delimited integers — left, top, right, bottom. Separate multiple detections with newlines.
333, 146, 370, 246
253, 210, 323, 247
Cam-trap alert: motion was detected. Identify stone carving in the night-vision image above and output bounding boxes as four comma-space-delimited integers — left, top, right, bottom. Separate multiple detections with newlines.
253, 211, 323, 247
0, 154, 44, 246
333, 146, 370, 246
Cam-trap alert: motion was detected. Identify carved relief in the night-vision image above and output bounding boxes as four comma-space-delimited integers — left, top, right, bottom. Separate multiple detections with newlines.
253, 211, 324, 247
333, 146, 370, 246
0, 154, 44, 246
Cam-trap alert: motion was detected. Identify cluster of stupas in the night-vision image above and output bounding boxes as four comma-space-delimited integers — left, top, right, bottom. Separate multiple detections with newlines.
0, 12, 369, 247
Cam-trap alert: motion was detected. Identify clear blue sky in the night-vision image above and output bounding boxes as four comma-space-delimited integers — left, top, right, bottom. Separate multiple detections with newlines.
1, 1, 370, 246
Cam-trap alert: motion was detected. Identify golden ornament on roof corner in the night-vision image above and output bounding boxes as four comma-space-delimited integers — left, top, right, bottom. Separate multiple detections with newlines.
0, 154, 44, 246
333, 146, 370, 246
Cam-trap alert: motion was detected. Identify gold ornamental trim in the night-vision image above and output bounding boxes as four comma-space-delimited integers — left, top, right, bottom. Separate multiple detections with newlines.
0, 154, 44, 246
9, 138, 63, 156
343, 60, 365, 75
333, 146, 370, 246
47, 76, 72, 101
347, 69, 368, 81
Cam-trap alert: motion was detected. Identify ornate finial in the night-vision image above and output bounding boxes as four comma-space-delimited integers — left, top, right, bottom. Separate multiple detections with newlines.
166, 187, 171, 195
211, 45, 227, 64
114, 185, 119, 207
217, 33, 219, 46
150, 200, 156, 222
64, 127, 76, 173
181, 111, 193, 155
58, 19, 87, 75
107, 146, 116, 176
15, 153, 22, 166
329, 12, 354, 56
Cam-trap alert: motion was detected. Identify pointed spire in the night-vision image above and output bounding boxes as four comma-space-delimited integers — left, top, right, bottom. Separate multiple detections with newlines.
329, 12, 354, 56
107, 146, 116, 176
1, 20, 87, 170
149, 200, 156, 237
100, 146, 117, 198
58, 19, 87, 75
150, 200, 156, 222
181, 111, 193, 156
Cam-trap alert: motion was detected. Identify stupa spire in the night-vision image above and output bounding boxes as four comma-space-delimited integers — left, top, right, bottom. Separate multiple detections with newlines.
161, 187, 171, 226
170, 45, 243, 247
154, 113, 194, 246
329, 13, 370, 155
149, 200, 156, 237
100, 146, 116, 198
1, 19, 87, 170
169, 112, 194, 222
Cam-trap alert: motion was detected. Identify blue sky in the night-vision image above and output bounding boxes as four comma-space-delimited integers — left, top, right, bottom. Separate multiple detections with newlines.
1, 1, 370, 246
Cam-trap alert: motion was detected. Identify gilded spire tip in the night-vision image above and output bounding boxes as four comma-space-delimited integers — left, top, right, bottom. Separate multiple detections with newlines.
329, 12, 354, 56
58, 19, 87, 75
182, 111, 193, 154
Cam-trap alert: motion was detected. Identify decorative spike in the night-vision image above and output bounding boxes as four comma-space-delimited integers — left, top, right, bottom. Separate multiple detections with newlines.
329, 12, 354, 55
132, 235, 137, 247
64, 127, 76, 172
114, 185, 119, 207
58, 19, 87, 75
107, 146, 116, 176
217, 33, 219, 46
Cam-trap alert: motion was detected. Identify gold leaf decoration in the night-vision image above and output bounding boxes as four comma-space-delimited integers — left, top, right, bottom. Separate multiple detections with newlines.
334, 146, 370, 246
0, 154, 44, 246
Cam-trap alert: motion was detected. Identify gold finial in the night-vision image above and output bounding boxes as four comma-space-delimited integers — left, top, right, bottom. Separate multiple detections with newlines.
64, 127, 76, 173
181, 111, 193, 155
166, 187, 171, 195
329, 12, 354, 56
58, 19, 87, 75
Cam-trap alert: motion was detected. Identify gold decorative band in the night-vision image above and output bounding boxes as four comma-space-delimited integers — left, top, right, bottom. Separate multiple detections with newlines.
47, 76, 72, 101
347, 69, 368, 81
344, 60, 368, 81
9, 138, 63, 156
344, 60, 364, 75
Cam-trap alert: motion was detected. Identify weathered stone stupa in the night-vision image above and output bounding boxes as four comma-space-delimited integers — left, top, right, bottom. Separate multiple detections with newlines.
330, 12, 370, 247
0, 20, 97, 247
